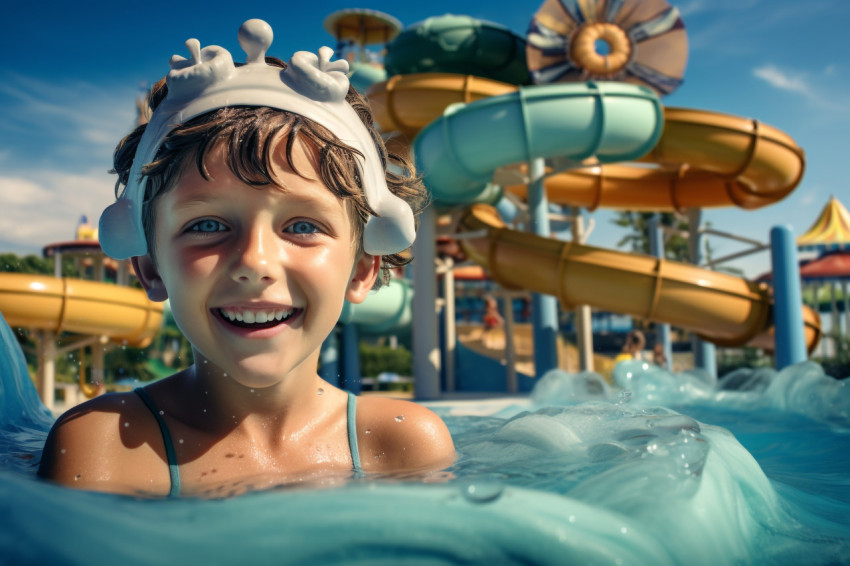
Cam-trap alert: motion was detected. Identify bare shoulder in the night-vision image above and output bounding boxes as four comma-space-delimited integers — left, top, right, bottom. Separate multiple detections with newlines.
355, 396, 455, 473
38, 391, 168, 495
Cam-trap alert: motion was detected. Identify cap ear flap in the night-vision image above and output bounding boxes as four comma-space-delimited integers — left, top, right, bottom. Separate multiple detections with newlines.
99, 199, 148, 260
345, 253, 381, 304
131, 255, 168, 302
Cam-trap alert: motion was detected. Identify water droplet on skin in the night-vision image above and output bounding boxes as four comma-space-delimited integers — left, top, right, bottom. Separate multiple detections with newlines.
395, 415, 405, 422
75, 474, 82, 481
317, 388, 324, 396
60, 449, 66, 454
159, 410, 165, 416
124, 422, 130, 428
223, 373, 227, 377
461, 481, 504, 504
250, 389, 255, 393
364, 429, 371, 435
179, 439, 184, 444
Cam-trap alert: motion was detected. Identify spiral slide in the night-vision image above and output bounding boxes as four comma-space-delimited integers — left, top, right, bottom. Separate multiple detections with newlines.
506, 107, 805, 212
402, 83, 819, 352
0, 273, 163, 347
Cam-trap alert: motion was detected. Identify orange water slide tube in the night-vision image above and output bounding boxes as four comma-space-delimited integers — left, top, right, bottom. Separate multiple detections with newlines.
0, 273, 163, 347
508, 107, 805, 211
366, 73, 517, 139
459, 205, 820, 351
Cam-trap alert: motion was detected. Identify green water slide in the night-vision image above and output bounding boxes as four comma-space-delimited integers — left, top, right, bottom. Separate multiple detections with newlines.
339, 277, 413, 336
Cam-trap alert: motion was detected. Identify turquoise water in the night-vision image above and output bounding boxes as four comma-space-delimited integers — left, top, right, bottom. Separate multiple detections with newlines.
1, 310, 848, 564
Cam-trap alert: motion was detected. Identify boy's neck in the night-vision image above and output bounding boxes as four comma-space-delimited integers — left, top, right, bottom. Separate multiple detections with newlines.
179, 352, 336, 435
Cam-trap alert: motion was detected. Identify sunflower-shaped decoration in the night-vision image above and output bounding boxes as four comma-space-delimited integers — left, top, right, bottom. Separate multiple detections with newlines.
527, 0, 688, 95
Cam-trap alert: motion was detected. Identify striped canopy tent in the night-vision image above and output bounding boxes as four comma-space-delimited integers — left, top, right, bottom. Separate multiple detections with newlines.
796, 196, 850, 355
797, 196, 850, 252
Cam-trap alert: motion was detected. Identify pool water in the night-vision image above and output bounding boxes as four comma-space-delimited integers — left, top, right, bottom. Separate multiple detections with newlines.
1, 311, 848, 565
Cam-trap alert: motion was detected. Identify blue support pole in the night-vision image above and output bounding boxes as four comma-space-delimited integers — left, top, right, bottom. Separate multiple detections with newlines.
528, 158, 559, 377
648, 215, 673, 371
318, 329, 340, 387
341, 323, 362, 394
687, 209, 717, 378
770, 225, 807, 369
412, 205, 441, 399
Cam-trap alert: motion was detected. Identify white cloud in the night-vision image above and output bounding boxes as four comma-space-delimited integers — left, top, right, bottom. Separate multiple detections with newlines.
0, 72, 138, 174
676, 0, 705, 18
0, 74, 138, 255
753, 64, 814, 97
0, 170, 115, 254
800, 192, 818, 207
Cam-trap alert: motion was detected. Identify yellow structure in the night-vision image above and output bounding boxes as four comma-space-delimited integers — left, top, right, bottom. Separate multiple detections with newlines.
0, 244, 162, 411
797, 196, 850, 250
367, 73, 517, 139
508, 107, 805, 212
459, 204, 820, 352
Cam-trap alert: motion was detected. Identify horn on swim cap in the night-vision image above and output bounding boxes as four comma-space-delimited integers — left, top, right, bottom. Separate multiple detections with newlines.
99, 18, 415, 260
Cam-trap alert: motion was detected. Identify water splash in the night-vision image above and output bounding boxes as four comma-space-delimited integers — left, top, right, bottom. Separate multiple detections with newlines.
1, 309, 848, 564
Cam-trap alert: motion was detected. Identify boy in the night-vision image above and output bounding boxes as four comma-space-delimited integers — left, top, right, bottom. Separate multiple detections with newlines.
38, 19, 454, 498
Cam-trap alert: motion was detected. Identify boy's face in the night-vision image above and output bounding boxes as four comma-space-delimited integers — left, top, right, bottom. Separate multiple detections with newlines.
134, 139, 379, 388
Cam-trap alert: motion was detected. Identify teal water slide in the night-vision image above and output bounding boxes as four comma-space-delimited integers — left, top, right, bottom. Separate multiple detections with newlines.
414, 81, 662, 204
338, 81, 662, 390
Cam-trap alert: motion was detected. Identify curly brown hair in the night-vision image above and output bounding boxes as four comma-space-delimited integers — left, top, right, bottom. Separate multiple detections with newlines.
111, 57, 428, 289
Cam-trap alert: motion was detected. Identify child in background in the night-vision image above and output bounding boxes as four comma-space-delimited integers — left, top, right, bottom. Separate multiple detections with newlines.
615, 329, 646, 363
38, 19, 454, 498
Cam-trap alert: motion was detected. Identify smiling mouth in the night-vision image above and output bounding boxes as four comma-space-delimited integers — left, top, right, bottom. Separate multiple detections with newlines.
215, 307, 300, 330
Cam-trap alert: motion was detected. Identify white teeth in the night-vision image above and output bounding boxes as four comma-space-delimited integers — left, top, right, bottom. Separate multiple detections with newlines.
219, 308, 295, 324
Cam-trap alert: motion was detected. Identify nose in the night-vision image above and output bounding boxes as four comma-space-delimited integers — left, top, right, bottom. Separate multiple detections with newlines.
230, 223, 281, 285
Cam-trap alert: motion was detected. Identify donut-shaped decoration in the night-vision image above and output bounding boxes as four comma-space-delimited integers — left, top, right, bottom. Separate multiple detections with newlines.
527, 0, 688, 95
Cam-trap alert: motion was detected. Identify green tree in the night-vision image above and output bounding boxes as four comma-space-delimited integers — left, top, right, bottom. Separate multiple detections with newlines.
0, 252, 79, 277
613, 212, 690, 261
613, 213, 745, 276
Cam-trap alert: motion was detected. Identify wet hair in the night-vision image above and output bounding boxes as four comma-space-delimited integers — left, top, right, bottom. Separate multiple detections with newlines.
111, 57, 428, 289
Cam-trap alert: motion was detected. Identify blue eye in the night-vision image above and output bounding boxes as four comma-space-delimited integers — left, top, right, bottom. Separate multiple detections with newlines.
286, 221, 319, 235
190, 219, 226, 233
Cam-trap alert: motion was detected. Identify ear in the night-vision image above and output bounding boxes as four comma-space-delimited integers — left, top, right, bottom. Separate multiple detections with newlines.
345, 253, 381, 304
130, 255, 168, 302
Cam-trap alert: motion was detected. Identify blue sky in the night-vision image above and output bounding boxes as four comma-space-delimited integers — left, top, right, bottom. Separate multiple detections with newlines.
1, 0, 848, 278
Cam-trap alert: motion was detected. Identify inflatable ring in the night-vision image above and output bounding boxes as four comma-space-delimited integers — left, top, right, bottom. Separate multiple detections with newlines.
570, 23, 631, 75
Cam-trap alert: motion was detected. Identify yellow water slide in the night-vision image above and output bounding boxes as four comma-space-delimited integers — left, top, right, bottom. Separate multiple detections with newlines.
460, 204, 821, 351
507, 107, 805, 212
382, 72, 820, 351
0, 273, 163, 347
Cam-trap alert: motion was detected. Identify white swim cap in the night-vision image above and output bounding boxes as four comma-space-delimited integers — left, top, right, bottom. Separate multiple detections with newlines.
99, 19, 415, 259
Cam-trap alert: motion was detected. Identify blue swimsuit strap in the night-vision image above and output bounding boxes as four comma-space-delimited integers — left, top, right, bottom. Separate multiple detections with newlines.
347, 392, 363, 476
134, 388, 361, 496
134, 388, 181, 497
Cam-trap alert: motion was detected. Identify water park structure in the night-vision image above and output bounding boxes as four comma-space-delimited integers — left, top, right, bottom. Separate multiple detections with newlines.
323, 3, 820, 398
1, 3, 849, 564
1, 2, 825, 408
0, 220, 163, 411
